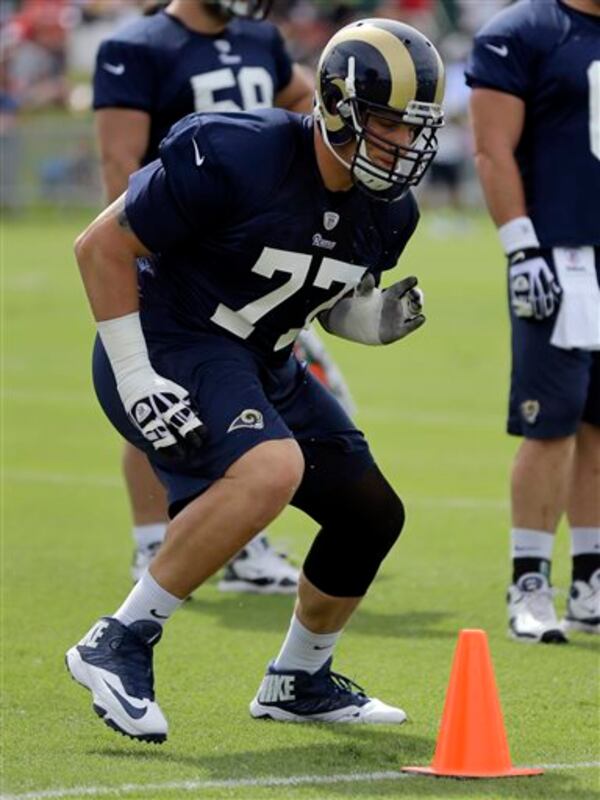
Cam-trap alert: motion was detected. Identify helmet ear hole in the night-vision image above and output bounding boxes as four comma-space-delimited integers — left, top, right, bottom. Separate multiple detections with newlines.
323, 85, 343, 115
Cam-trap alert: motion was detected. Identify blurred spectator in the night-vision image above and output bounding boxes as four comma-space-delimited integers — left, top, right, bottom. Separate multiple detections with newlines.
39, 135, 96, 202
0, 52, 20, 211
426, 32, 472, 216
456, 0, 510, 33
373, 0, 438, 37
1, 0, 71, 109
271, 0, 437, 66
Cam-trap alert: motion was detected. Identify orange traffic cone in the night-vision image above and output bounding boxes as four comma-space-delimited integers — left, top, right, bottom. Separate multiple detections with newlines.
403, 629, 543, 779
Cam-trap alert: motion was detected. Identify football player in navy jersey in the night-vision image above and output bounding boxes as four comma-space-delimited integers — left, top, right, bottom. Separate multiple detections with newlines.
466, 0, 600, 643
66, 18, 445, 742
93, 0, 354, 593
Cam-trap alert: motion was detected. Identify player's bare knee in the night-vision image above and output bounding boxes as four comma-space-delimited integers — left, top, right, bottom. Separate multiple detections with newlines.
233, 439, 304, 511
258, 440, 305, 505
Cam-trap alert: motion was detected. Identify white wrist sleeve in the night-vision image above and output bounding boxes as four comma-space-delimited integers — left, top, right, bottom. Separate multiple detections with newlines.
97, 312, 153, 385
498, 216, 540, 255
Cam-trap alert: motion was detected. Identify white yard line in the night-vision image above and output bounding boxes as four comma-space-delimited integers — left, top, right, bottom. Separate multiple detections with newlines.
1, 763, 598, 800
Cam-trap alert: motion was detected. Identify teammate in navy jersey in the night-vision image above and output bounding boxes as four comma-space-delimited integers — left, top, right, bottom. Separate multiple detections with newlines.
466, 0, 600, 643
93, 0, 343, 594
66, 18, 445, 742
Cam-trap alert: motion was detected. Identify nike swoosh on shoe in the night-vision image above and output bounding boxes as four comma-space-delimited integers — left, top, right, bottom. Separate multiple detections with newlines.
103, 679, 149, 719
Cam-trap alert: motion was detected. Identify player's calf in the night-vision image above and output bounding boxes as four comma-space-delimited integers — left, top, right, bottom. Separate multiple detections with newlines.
250, 464, 407, 724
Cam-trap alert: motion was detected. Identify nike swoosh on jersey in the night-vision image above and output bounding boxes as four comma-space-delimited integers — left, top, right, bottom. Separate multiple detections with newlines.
484, 43, 508, 57
103, 62, 126, 76
192, 138, 206, 167
103, 679, 149, 719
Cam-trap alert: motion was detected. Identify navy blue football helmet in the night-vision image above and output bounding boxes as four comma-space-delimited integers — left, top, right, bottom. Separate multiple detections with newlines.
316, 19, 445, 201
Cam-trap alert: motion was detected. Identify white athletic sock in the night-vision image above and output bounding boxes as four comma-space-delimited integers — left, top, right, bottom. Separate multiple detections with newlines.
570, 527, 600, 556
113, 571, 183, 628
133, 523, 167, 550
273, 614, 341, 674
510, 528, 554, 562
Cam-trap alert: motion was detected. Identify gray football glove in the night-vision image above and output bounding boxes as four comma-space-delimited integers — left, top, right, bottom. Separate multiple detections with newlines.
320, 273, 425, 345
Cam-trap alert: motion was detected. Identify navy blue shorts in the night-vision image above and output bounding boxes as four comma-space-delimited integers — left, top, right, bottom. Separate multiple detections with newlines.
93, 331, 373, 512
508, 248, 600, 438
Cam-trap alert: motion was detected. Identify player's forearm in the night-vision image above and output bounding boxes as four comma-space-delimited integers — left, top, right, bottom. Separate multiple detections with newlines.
276, 64, 314, 115
95, 109, 150, 203
100, 154, 141, 204
76, 237, 140, 321
473, 149, 527, 229
283, 86, 314, 114
74, 199, 146, 322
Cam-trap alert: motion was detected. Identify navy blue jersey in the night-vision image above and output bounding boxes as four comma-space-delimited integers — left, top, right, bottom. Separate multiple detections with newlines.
465, 0, 600, 247
93, 10, 293, 164
125, 110, 419, 364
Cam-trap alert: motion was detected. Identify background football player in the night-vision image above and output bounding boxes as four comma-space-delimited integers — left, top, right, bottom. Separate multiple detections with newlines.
467, 0, 600, 643
93, 0, 353, 593
67, 18, 444, 742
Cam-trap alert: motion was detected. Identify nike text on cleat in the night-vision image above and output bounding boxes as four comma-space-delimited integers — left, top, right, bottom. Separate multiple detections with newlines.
249, 658, 407, 724
217, 535, 299, 595
507, 573, 567, 644
65, 616, 168, 742
563, 569, 600, 634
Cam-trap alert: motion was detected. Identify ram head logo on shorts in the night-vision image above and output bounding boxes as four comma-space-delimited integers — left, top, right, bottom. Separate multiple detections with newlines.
227, 409, 265, 433
520, 400, 541, 425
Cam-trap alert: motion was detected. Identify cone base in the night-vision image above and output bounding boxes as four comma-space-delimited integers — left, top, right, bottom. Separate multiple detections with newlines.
402, 766, 544, 779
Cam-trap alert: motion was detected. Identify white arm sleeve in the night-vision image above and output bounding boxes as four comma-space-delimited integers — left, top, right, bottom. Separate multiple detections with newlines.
97, 312, 155, 402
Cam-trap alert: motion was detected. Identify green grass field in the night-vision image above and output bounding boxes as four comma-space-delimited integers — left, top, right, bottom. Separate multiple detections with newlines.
2, 211, 599, 800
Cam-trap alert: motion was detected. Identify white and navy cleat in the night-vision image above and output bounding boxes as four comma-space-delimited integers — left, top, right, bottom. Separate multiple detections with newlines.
563, 569, 600, 635
250, 658, 407, 724
65, 616, 168, 743
218, 535, 299, 595
507, 573, 567, 644
131, 540, 163, 583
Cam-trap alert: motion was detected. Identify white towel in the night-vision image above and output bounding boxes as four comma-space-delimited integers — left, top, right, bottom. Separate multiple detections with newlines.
550, 247, 600, 351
